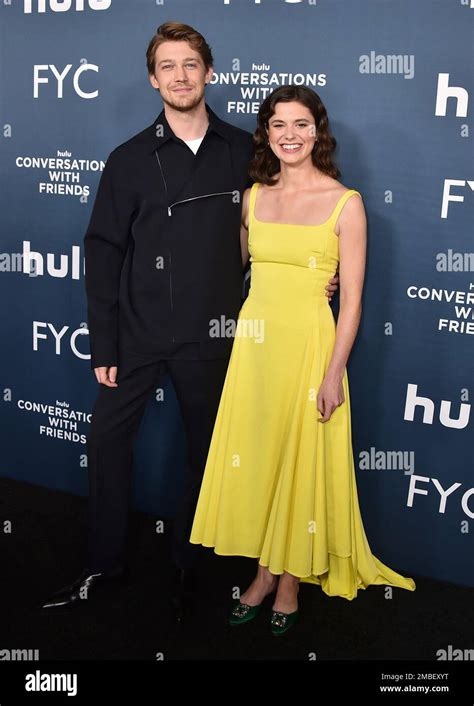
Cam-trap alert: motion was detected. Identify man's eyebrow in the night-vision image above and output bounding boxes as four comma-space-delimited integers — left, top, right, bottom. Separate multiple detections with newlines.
157, 57, 200, 64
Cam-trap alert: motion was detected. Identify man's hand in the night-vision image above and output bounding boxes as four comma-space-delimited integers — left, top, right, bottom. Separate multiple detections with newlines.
325, 271, 339, 302
94, 366, 118, 387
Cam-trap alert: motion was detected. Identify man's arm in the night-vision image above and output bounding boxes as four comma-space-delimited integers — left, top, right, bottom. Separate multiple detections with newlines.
84, 149, 131, 371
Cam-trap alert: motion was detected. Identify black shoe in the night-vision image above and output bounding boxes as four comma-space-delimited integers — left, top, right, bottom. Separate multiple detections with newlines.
40, 566, 127, 609
170, 567, 198, 623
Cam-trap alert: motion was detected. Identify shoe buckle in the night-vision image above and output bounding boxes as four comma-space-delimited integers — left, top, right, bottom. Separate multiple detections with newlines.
231, 602, 252, 618
271, 611, 288, 628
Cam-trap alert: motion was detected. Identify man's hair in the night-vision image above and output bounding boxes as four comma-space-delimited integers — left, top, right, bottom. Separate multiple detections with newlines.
146, 21, 214, 75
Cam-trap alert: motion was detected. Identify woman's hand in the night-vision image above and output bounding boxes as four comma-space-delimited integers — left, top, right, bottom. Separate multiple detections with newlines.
317, 374, 345, 423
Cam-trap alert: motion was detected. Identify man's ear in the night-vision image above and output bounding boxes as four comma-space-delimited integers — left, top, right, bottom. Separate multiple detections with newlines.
205, 65, 214, 85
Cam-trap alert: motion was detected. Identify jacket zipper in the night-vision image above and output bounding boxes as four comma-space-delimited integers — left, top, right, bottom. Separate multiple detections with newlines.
155, 151, 175, 339
166, 191, 234, 216
154, 150, 234, 216
168, 251, 173, 334
154, 150, 234, 342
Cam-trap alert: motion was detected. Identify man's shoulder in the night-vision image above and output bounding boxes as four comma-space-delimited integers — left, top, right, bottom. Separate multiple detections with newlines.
221, 119, 253, 140
106, 121, 157, 163
104, 112, 254, 165
218, 116, 254, 145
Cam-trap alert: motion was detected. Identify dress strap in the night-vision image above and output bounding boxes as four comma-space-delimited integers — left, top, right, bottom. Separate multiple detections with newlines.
328, 189, 362, 231
248, 182, 260, 230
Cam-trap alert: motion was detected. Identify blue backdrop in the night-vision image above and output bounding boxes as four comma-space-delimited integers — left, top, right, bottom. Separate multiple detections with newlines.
1, 0, 472, 588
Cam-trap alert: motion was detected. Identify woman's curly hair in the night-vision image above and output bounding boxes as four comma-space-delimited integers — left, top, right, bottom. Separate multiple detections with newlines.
249, 85, 341, 186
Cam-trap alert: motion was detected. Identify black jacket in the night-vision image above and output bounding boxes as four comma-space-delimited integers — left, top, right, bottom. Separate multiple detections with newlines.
84, 103, 254, 369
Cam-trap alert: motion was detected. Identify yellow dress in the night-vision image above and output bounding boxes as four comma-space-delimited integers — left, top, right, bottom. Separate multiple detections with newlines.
190, 182, 416, 600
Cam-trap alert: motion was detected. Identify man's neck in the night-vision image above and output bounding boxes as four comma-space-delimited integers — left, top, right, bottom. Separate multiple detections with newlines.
163, 101, 209, 141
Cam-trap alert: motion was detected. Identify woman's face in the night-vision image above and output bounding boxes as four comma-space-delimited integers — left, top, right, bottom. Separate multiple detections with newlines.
265, 101, 317, 166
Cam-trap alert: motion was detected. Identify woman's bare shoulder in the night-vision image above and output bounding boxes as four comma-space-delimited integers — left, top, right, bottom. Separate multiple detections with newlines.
241, 186, 253, 229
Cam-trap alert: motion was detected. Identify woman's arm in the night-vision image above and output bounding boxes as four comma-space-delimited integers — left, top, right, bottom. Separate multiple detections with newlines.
318, 193, 367, 422
240, 187, 251, 268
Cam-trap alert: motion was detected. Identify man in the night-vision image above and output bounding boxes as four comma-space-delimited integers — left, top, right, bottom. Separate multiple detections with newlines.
41, 22, 338, 620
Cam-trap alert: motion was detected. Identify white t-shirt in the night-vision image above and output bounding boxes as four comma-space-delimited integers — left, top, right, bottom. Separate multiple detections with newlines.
183, 136, 205, 155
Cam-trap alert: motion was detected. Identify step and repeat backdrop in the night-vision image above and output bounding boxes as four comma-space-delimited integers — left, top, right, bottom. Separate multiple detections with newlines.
0, 0, 472, 587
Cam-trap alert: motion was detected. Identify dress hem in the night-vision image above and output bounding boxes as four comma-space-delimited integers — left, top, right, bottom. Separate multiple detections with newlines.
190, 541, 416, 600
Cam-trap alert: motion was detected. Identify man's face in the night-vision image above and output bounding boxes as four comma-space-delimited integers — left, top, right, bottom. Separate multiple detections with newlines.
149, 40, 213, 112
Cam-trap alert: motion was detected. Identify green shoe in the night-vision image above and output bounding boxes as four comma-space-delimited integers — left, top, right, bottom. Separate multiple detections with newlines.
270, 609, 299, 635
229, 600, 263, 625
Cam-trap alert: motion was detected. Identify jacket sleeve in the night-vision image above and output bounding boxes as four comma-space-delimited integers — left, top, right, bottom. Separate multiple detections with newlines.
84, 149, 130, 370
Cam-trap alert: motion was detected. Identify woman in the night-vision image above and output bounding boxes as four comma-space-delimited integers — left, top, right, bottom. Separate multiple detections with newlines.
190, 85, 415, 635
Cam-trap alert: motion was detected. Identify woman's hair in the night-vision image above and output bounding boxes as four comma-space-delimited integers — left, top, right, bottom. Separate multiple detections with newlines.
146, 21, 214, 75
249, 85, 341, 185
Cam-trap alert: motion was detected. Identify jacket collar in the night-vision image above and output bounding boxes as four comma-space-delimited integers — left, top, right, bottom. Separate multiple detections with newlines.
147, 102, 231, 153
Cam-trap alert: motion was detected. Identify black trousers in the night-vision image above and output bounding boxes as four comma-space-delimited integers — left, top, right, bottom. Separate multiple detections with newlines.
85, 344, 230, 574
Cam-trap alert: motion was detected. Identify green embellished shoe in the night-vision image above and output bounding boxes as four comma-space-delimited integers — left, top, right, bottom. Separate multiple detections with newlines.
270, 609, 299, 635
229, 600, 263, 625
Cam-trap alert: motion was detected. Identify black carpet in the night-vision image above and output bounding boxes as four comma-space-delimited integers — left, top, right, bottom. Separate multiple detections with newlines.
0, 477, 471, 662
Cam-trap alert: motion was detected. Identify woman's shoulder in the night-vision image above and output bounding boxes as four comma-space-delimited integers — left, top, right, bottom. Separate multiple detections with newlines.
335, 181, 363, 198
251, 177, 362, 199
323, 177, 361, 198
